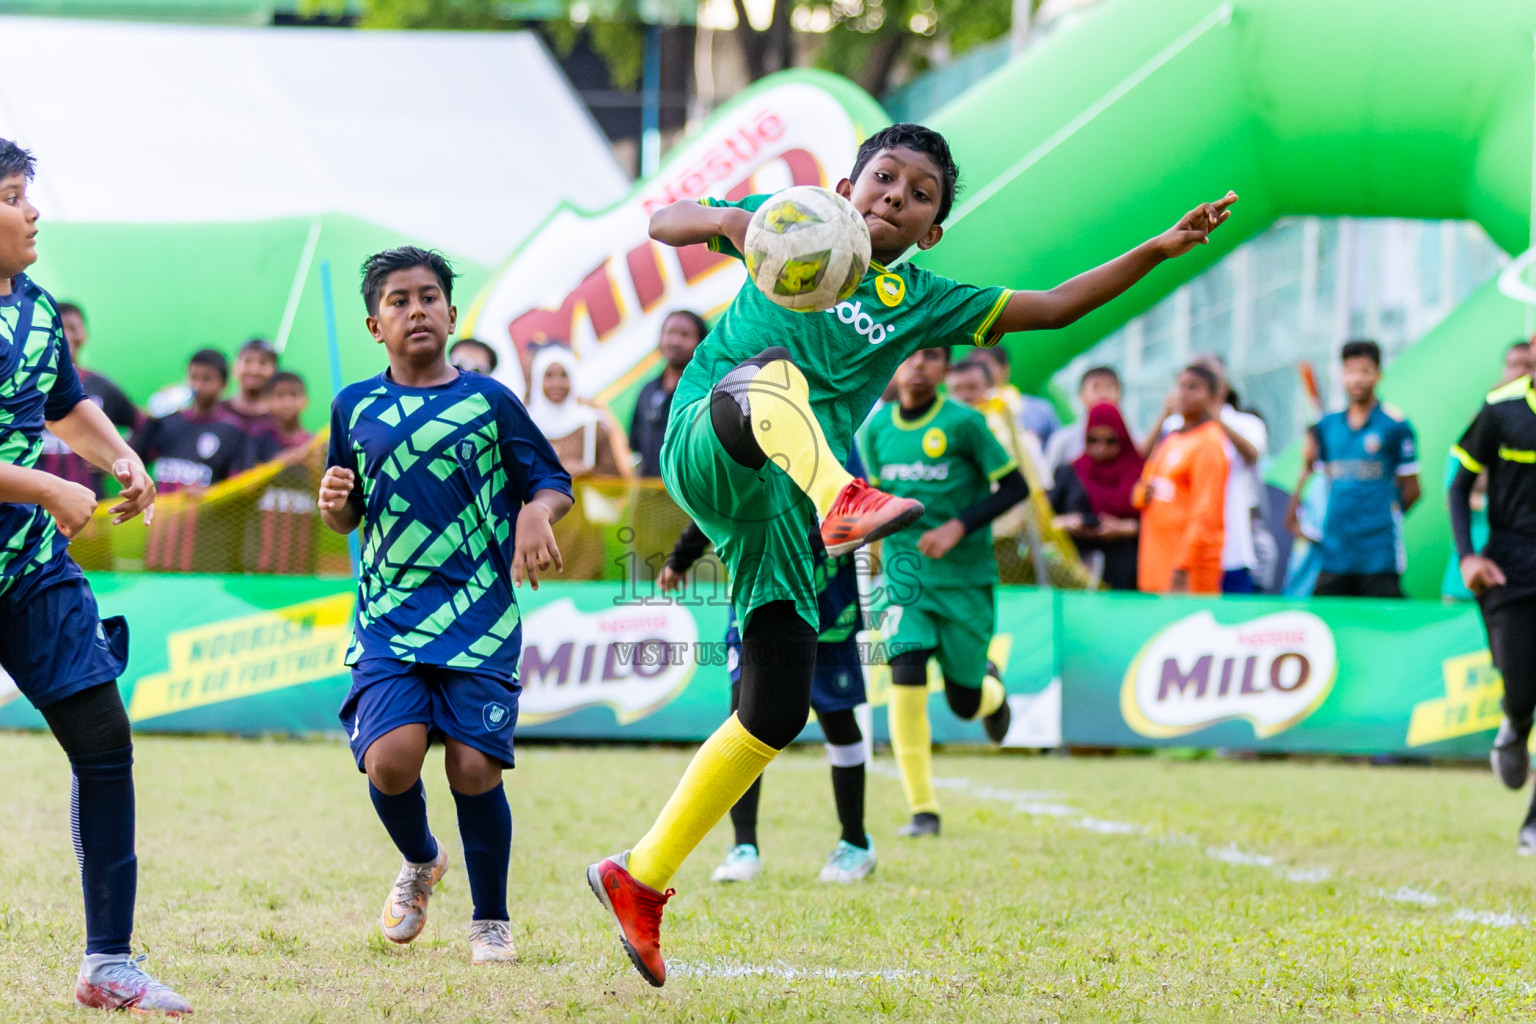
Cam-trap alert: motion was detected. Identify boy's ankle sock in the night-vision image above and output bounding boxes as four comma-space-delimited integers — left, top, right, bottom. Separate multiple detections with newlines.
729, 776, 762, 850
829, 763, 867, 849
70, 747, 137, 956
627, 713, 778, 891
452, 784, 511, 922
889, 686, 939, 815
368, 779, 438, 864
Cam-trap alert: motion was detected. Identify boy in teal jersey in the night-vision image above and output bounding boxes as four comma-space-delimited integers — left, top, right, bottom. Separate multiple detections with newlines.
319, 248, 572, 964
863, 346, 1025, 837
588, 122, 1236, 986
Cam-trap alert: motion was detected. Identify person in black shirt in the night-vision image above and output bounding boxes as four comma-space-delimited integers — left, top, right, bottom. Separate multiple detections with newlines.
1449, 368, 1536, 852
628, 310, 705, 477
131, 349, 251, 493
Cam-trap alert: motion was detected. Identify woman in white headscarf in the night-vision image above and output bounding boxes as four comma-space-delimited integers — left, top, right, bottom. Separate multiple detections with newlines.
526, 345, 633, 579
526, 345, 630, 480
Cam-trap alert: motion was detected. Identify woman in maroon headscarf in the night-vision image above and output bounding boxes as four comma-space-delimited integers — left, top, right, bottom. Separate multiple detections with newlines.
1050, 403, 1144, 590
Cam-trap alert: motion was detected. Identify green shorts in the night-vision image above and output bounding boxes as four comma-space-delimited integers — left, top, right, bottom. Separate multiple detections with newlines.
878, 583, 995, 688
661, 395, 823, 632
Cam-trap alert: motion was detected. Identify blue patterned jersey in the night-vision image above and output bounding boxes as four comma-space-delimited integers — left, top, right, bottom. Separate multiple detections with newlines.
327, 370, 572, 669
0, 274, 88, 596
1311, 402, 1419, 575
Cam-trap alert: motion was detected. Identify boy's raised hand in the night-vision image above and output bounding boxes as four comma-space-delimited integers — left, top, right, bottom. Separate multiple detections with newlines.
109, 458, 156, 526
513, 503, 563, 590
1156, 192, 1238, 259
317, 467, 356, 511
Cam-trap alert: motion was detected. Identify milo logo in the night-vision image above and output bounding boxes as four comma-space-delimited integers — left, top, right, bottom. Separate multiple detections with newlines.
828, 299, 897, 345
1120, 610, 1337, 740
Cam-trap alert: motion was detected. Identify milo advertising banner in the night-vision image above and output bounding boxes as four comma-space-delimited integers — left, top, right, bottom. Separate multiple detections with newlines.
460, 71, 889, 418
0, 575, 1054, 746
1060, 592, 1500, 756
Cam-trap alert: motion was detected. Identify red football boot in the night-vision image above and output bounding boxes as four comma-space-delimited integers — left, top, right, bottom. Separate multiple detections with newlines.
820, 478, 924, 556
587, 852, 674, 987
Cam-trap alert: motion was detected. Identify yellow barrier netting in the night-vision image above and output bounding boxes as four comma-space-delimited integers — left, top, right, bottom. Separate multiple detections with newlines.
73, 427, 1092, 586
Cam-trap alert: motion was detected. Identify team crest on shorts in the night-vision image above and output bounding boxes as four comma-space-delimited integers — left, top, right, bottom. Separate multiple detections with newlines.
923, 427, 947, 458
196, 432, 221, 459
483, 701, 511, 731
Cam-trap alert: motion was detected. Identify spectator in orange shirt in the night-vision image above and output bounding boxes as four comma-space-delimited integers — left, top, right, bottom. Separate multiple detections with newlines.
1135, 364, 1228, 594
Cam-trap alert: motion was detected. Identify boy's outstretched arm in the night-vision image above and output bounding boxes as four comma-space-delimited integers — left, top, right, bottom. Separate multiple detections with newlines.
650, 200, 751, 252
48, 399, 156, 525
995, 192, 1237, 334
513, 488, 574, 590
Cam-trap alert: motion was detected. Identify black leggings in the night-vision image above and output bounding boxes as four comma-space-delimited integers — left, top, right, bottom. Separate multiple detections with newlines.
735, 601, 819, 749
710, 347, 793, 471
39, 682, 132, 758
730, 681, 861, 747
1487, 597, 1536, 723
889, 648, 984, 720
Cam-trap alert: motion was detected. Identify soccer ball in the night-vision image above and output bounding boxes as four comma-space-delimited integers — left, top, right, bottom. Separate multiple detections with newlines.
743, 186, 872, 313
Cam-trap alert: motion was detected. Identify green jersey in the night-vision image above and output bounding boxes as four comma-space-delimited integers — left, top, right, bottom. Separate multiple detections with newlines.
671, 194, 1013, 464
861, 396, 1017, 589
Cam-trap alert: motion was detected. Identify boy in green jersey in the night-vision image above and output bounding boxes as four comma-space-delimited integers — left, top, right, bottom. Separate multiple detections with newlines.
588, 122, 1236, 987
863, 346, 1025, 837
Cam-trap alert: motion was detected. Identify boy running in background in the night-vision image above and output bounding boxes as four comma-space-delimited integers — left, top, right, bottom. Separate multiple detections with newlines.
1, 139, 188, 1014
318, 247, 572, 964
588, 120, 1235, 986
1449, 365, 1536, 851
863, 346, 1027, 837
658, 447, 876, 884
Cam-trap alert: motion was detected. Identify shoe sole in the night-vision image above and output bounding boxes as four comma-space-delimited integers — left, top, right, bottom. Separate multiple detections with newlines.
1491, 749, 1529, 791
380, 851, 449, 945
586, 863, 665, 988
825, 502, 925, 558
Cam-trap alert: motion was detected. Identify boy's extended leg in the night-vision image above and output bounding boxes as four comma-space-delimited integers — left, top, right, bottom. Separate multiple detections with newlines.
445, 741, 515, 963
711, 349, 923, 555
363, 724, 447, 944
888, 650, 941, 837
713, 681, 764, 883
589, 601, 816, 986
40, 684, 191, 1017
816, 708, 876, 883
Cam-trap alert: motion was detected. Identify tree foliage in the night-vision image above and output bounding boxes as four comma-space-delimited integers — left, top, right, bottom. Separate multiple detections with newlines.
307, 0, 1022, 96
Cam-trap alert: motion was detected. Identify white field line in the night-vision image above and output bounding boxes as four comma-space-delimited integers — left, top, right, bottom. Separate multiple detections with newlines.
669, 959, 929, 981
878, 766, 1528, 931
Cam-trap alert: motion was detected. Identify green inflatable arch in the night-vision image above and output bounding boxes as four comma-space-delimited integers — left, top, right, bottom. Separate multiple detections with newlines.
914, 0, 1536, 596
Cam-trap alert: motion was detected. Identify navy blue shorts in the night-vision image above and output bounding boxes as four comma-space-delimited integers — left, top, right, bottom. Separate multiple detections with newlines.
0, 556, 128, 709
725, 624, 866, 715
340, 658, 521, 772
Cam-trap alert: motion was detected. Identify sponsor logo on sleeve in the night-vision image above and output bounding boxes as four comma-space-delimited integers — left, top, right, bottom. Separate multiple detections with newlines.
1120, 610, 1337, 739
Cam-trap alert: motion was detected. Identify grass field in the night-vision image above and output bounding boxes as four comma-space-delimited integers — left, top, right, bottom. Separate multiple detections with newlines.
4, 734, 1536, 1022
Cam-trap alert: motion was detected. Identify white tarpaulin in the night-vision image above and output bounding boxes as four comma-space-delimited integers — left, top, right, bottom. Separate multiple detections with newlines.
0, 18, 629, 263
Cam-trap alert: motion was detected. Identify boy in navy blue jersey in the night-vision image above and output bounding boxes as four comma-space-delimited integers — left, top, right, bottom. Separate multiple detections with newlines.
319, 247, 572, 964
0, 140, 189, 1014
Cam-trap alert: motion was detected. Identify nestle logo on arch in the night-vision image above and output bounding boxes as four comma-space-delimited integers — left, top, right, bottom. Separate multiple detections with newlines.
1120, 610, 1337, 740
641, 111, 787, 213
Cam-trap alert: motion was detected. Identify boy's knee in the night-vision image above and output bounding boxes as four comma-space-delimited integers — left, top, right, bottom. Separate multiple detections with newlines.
818, 708, 862, 748
40, 682, 131, 759
944, 680, 983, 720
444, 742, 502, 795
363, 725, 429, 794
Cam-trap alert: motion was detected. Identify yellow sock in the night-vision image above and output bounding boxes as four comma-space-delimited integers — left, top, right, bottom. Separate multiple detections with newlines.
627, 713, 777, 890
889, 685, 938, 815
976, 675, 1007, 719
746, 359, 852, 516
